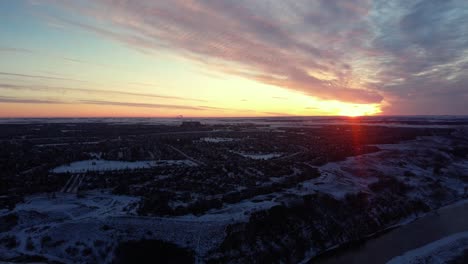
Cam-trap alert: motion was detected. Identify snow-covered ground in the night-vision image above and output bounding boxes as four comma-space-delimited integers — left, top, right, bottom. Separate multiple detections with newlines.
35, 141, 101, 147
0, 191, 227, 263
177, 134, 468, 224
3, 133, 468, 263
51, 159, 197, 173
160, 134, 468, 225
13, 191, 140, 219
233, 151, 283, 160
387, 232, 468, 264
288, 135, 468, 201
200, 137, 238, 143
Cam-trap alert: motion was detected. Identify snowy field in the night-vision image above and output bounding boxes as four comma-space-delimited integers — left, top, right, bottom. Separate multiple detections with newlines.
51, 159, 197, 173
200, 137, 238, 143
0, 191, 227, 263
35, 141, 101, 147
233, 151, 283, 160
295, 136, 468, 200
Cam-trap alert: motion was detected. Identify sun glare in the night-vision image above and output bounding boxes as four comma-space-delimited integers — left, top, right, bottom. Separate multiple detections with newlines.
337, 104, 381, 117
314, 100, 382, 117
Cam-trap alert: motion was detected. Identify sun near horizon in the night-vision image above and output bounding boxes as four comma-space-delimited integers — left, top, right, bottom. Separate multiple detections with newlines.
0, 99, 382, 118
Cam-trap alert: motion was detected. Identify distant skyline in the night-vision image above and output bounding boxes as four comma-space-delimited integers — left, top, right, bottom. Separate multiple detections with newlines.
1, 0, 467, 117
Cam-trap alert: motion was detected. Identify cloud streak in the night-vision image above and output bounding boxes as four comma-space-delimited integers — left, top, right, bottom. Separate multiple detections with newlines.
79, 100, 208, 111
0, 71, 88, 83
0, 95, 222, 112
0, 47, 33, 53
0, 82, 207, 102
0, 96, 64, 105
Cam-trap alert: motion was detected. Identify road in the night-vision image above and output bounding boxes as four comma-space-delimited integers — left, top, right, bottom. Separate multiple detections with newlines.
167, 145, 205, 166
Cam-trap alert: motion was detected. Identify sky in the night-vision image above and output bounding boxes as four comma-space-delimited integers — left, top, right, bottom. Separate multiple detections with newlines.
0, 0, 467, 117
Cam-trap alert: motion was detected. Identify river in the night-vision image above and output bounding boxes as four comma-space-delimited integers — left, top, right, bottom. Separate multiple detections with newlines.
312, 199, 468, 264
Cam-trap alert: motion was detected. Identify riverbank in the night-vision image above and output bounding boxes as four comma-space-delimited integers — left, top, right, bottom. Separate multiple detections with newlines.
309, 198, 468, 264
387, 231, 468, 263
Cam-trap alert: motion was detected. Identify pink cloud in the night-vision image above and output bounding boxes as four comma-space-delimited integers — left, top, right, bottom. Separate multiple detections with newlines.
46, 0, 384, 103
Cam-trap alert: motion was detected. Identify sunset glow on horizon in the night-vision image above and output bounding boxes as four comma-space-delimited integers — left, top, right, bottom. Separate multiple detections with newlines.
1, 1, 467, 117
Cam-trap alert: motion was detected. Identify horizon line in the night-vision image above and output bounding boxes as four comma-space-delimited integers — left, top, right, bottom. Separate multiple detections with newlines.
1, 114, 468, 119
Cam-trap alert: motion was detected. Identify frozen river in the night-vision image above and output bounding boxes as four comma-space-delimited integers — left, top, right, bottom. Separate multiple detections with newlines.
313, 199, 468, 264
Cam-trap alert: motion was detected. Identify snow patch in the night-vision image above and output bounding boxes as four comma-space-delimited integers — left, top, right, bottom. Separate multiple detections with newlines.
200, 137, 238, 143
51, 159, 197, 173
233, 151, 283, 160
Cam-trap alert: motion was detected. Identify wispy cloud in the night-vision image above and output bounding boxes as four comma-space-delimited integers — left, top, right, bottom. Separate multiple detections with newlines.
262, 111, 291, 116
0, 83, 207, 102
0, 47, 33, 53
272, 96, 287, 100
78, 99, 208, 111
0, 72, 88, 83
0, 45, 116, 68
0, 95, 219, 112
0, 96, 65, 104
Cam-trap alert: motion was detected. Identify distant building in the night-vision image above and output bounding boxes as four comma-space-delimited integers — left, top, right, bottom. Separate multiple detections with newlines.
180, 121, 202, 128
